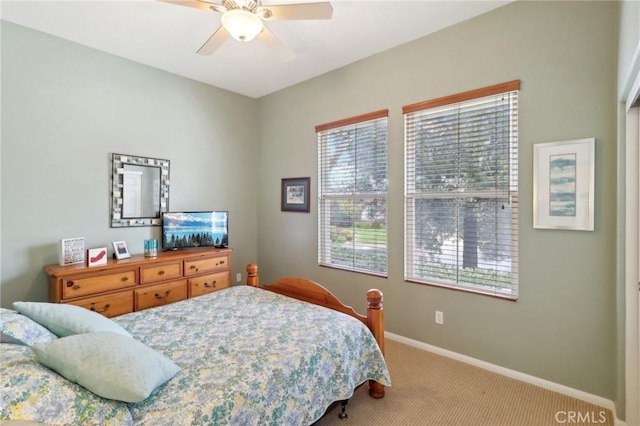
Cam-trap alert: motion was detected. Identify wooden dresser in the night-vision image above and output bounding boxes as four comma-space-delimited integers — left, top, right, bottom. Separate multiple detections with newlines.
44, 247, 232, 318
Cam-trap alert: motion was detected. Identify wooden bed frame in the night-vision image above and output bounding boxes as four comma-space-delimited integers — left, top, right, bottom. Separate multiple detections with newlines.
245, 263, 386, 399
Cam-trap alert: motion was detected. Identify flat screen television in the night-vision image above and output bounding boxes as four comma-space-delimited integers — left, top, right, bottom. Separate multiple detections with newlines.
161, 211, 228, 250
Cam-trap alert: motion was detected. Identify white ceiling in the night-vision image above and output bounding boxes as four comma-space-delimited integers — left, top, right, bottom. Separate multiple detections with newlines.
1, 0, 512, 98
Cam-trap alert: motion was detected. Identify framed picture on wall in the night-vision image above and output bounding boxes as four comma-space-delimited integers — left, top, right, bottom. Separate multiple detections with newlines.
533, 138, 595, 231
281, 177, 310, 213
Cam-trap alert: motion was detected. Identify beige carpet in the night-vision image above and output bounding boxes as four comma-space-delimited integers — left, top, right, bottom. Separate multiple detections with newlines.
316, 339, 613, 426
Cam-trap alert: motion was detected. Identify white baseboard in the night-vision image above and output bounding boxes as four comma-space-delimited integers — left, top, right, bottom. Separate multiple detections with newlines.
385, 332, 625, 425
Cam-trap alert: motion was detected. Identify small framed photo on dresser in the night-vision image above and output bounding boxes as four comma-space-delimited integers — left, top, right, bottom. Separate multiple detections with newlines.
112, 241, 131, 260
87, 247, 108, 267
59, 237, 85, 266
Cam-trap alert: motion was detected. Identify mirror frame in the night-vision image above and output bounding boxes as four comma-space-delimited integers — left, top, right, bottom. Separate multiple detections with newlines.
111, 153, 170, 227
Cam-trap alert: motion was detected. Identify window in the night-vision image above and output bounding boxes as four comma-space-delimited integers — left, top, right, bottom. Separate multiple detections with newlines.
316, 110, 389, 275
403, 81, 520, 298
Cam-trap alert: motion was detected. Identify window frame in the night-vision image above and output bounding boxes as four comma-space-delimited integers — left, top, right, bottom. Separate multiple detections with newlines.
316, 110, 389, 276
403, 81, 520, 299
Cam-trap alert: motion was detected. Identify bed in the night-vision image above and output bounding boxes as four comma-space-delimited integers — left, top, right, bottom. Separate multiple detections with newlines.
0, 263, 391, 425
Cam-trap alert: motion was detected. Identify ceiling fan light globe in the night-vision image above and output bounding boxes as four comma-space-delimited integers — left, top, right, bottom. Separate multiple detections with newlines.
221, 9, 263, 42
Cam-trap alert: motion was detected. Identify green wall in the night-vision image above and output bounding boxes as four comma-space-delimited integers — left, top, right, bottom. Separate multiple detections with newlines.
257, 0, 618, 401
1, 21, 259, 305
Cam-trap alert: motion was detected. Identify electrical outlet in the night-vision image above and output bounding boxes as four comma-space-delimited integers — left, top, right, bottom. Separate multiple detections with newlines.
236, 273, 242, 283
435, 310, 444, 325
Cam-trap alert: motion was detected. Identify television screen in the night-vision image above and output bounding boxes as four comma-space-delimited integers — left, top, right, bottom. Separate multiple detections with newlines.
162, 211, 228, 250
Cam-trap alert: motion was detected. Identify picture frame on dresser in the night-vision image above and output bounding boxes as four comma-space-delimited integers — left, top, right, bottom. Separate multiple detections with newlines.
112, 241, 131, 260
58, 237, 85, 266
87, 247, 108, 267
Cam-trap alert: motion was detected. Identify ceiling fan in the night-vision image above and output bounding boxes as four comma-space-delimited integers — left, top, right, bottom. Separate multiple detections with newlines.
161, 0, 333, 61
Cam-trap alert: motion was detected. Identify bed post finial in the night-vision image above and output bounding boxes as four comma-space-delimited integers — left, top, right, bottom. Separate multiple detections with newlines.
367, 288, 385, 399
246, 263, 259, 287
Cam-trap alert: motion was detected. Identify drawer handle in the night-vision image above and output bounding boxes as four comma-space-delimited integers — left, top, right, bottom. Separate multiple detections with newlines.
204, 280, 217, 288
217, 260, 225, 265
66, 280, 82, 290
90, 303, 110, 313
189, 265, 196, 270
154, 290, 171, 299
121, 277, 129, 282
158, 270, 165, 276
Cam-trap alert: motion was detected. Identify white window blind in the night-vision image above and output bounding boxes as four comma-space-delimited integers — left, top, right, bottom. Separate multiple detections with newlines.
404, 81, 520, 298
316, 110, 388, 275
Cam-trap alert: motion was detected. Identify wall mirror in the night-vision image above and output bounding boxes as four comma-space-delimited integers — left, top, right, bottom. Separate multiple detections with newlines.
111, 153, 170, 227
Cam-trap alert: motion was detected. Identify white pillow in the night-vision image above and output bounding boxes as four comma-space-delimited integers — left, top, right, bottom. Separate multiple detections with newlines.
31, 331, 181, 403
12, 302, 131, 338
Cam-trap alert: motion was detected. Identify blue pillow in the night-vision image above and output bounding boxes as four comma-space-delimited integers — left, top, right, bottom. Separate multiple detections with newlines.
31, 331, 181, 403
0, 308, 57, 345
12, 302, 131, 338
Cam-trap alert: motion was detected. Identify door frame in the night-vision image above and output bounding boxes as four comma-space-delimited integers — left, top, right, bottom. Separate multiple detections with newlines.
624, 70, 640, 426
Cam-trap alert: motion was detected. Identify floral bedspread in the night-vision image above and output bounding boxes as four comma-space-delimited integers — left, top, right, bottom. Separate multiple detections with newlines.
114, 285, 391, 425
0, 286, 390, 425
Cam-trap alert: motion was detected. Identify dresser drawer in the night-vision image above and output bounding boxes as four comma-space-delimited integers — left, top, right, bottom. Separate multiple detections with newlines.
67, 291, 134, 318
140, 262, 182, 284
189, 272, 230, 298
184, 255, 230, 276
62, 270, 137, 299
134, 280, 187, 311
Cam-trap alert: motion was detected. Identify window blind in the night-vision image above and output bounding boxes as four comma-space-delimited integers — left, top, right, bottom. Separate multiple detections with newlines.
404, 82, 519, 298
316, 110, 388, 275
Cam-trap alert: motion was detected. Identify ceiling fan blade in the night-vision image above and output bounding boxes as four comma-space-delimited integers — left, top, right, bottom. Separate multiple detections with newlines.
197, 26, 230, 55
156, 0, 226, 13
257, 26, 295, 62
259, 2, 333, 21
